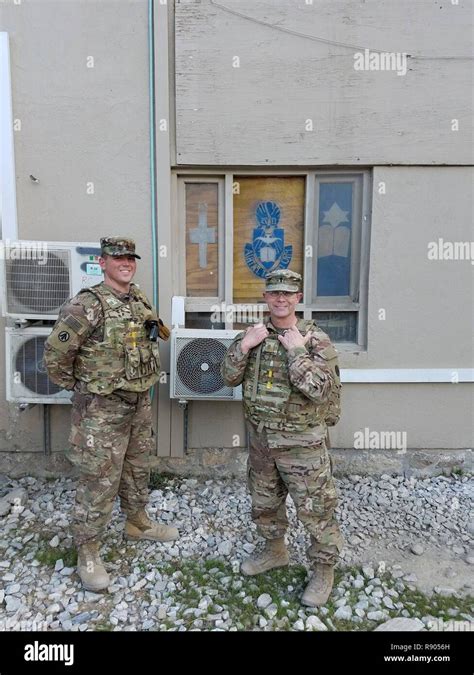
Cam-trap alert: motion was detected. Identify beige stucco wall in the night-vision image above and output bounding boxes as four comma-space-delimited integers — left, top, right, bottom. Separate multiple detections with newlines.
0, 0, 154, 454
189, 381, 474, 451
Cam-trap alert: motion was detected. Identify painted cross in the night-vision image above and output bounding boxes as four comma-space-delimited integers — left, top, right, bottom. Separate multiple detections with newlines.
189, 202, 216, 268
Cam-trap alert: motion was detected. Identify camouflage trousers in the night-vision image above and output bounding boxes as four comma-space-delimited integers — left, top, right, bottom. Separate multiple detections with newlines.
246, 421, 344, 566
67, 384, 153, 546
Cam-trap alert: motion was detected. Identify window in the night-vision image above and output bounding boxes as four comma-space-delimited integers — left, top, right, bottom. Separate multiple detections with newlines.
177, 177, 225, 305
307, 173, 369, 345
233, 176, 304, 304
176, 171, 371, 347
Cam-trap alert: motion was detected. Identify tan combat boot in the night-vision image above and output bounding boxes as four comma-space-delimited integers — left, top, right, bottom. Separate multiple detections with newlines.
241, 537, 289, 576
301, 563, 335, 607
125, 509, 179, 542
77, 541, 110, 592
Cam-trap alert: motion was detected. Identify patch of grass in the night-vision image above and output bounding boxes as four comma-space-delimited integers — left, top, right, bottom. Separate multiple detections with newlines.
156, 561, 180, 576
149, 471, 180, 490
202, 559, 228, 574
400, 584, 474, 621
103, 547, 121, 564
116, 558, 474, 632
94, 621, 114, 632
35, 544, 77, 568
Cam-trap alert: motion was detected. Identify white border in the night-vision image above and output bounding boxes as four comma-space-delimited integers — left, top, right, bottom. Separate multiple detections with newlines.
341, 369, 474, 383
0, 33, 18, 240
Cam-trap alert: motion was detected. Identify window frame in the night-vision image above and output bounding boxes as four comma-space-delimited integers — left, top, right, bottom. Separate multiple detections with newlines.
175, 169, 371, 349
176, 175, 225, 309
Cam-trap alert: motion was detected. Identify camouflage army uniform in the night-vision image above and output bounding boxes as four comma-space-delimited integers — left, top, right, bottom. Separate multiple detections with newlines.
44, 240, 162, 547
221, 289, 343, 567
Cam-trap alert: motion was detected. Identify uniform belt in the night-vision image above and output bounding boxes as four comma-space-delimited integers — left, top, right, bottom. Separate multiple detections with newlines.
251, 418, 314, 433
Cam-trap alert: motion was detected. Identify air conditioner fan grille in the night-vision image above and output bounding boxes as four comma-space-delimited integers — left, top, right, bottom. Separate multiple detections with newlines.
176, 338, 231, 395
6, 251, 70, 314
14, 335, 62, 396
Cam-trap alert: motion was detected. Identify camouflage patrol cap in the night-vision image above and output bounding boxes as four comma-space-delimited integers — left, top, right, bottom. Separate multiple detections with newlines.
100, 237, 141, 259
265, 269, 302, 292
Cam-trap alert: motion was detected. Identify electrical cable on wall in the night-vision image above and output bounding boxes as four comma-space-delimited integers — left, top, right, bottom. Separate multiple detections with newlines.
210, 0, 473, 60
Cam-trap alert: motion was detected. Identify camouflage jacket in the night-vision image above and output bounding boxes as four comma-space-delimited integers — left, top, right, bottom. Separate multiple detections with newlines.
43, 282, 160, 394
221, 317, 341, 440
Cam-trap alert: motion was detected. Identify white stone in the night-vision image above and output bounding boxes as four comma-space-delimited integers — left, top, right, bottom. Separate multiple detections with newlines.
375, 617, 425, 632
334, 606, 352, 620
367, 610, 386, 621
257, 593, 272, 610
362, 565, 375, 579
264, 603, 278, 620
306, 616, 328, 631
217, 541, 232, 556
157, 606, 167, 620
411, 543, 424, 556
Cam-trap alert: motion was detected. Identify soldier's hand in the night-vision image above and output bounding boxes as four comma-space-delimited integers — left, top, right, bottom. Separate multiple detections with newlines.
241, 323, 269, 354
278, 325, 312, 351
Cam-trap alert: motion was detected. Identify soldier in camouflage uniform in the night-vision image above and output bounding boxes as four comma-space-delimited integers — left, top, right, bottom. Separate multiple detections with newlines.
221, 269, 343, 606
44, 237, 178, 592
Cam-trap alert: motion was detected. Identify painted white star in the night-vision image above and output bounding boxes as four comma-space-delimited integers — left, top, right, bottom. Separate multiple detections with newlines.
322, 202, 349, 229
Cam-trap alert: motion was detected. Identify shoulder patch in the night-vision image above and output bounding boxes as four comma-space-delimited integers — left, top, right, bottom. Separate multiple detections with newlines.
63, 313, 89, 335
318, 344, 338, 360
47, 322, 79, 353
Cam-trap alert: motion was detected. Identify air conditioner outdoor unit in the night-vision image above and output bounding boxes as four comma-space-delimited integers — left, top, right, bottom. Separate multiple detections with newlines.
170, 328, 243, 401
5, 327, 72, 404
0, 241, 103, 320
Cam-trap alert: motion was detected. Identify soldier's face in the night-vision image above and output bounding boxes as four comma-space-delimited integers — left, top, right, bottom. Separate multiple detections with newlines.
263, 290, 302, 319
99, 254, 137, 287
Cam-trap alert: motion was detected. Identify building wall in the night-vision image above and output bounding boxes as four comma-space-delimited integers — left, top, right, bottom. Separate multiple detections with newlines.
171, 0, 473, 452
0, 1, 472, 466
174, 0, 472, 166
188, 167, 474, 450
0, 0, 154, 454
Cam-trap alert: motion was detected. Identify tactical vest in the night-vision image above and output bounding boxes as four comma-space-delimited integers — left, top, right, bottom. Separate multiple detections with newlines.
73, 283, 161, 395
242, 320, 341, 433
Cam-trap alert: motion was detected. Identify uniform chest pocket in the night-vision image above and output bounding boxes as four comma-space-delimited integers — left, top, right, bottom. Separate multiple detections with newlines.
125, 346, 141, 373
262, 340, 280, 355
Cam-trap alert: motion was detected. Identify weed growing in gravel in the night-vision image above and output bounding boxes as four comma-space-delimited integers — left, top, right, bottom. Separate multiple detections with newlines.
35, 542, 77, 568
149, 472, 181, 490
146, 560, 473, 632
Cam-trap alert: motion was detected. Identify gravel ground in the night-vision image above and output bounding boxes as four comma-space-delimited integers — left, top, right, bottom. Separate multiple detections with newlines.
0, 472, 473, 632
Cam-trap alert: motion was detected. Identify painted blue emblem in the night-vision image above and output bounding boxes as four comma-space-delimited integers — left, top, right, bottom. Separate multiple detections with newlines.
244, 201, 293, 278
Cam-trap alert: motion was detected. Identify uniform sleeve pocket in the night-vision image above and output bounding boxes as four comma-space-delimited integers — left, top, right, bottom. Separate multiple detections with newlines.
318, 345, 338, 360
